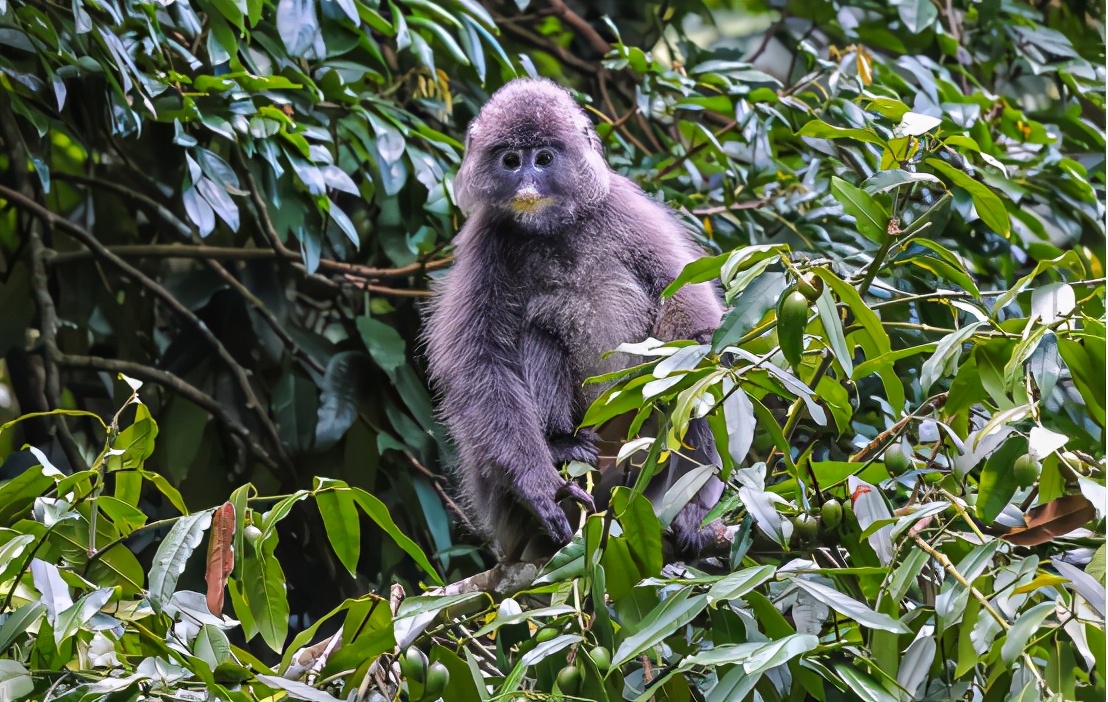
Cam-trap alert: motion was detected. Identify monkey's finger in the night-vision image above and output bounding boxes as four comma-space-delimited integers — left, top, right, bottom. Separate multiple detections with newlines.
558, 482, 596, 513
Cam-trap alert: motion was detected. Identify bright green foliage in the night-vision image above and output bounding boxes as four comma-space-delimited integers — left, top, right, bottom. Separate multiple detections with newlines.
0, 0, 1105, 700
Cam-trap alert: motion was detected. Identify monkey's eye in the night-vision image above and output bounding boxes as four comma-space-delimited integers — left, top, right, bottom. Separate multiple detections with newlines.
534, 149, 555, 167
501, 151, 522, 170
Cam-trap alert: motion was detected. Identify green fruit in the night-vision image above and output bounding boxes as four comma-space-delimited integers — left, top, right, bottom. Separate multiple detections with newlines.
243, 525, 263, 545
793, 513, 819, 542
424, 662, 450, 699
1013, 454, 1040, 488
884, 444, 912, 475
777, 290, 810, 368
535, 627, 558, 643
820, 499, 843, 530
588, 645, 611, 672
556, 665, 582, 695
400, 647, 428, 684
796, 272, 824, 302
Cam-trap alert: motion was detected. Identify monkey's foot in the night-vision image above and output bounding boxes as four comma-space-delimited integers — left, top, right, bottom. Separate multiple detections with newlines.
548, 429, 600, 466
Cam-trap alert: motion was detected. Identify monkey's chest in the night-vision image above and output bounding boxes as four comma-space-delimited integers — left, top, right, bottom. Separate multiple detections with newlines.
525, 268, 657, 381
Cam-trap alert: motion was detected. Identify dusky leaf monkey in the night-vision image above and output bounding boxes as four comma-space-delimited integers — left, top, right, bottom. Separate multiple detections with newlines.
425, 78, 726, 562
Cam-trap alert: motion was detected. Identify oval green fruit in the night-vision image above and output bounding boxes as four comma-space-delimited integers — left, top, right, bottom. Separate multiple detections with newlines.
820, 499, 843, 530
400, 647, 427, 684
884, 444, 912, 475
1013, 454, 1039, 488
424, 662, 450, 699
556, 665, 582, 695
588, 645, 611, 672
535, 627, 558, 643
793, 513, 819, 542
777, 290, 810, 368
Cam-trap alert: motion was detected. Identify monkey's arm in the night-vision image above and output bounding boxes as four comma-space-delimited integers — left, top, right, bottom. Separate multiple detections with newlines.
521, 327, 599, 466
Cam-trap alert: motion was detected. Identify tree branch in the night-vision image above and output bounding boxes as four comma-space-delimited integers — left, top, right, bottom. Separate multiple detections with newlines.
544, 0, 612, 55
0, 184, 296, 484
54, 353, 281, 473
46, 243, 453, 280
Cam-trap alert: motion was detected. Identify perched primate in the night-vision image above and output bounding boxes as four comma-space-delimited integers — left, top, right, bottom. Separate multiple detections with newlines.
425, 78, 726, 562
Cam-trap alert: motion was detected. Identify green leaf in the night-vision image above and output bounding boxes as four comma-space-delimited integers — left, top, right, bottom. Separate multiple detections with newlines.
612, 588, 708, 667
835, 664, 899, 702
796, 120, 887, 147
0, 660, 34, 702
147, 510, 212, 613
706, 564, 776, 604
815, 285, 853, 377
976, 436, 1029, 523
662, 252, 730, 298
611, 487, 662, 578
1001, 601, 1056, 665
244, 534, 290, 652
315, 480, 361, 577
786, 577, 910, 632
831, 176, 891, 244
350, 488, 442, 584
356, 315, 407, 378
925, 158, 1011, 236
920, 322, 982, 392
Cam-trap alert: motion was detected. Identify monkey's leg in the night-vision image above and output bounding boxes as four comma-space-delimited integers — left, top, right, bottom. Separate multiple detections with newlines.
520, 326, 599, 466
648, 416, 726, 557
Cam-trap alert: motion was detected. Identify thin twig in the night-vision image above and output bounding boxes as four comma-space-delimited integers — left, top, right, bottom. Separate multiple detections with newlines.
204, 260, 326, 374
51, 173, 194, 238
911, 533, 1052, 695
691, 200, 766, 216
495, 16, 597, 74
651, 120, 738, 181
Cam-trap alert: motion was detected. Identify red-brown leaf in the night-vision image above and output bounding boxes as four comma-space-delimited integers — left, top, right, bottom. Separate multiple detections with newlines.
205, 501, 236, 615
1000, 494, 1096, 547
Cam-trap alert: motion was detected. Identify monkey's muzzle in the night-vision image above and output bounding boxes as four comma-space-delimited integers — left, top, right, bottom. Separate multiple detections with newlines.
509, 185, 555, 214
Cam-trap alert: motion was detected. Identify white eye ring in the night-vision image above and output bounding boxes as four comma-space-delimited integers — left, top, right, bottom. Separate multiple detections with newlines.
501, 152, 522, 169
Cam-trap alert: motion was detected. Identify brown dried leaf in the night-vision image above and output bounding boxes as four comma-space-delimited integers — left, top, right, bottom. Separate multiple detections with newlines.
1000, 494, 1095, 547
205, 501, 236, 615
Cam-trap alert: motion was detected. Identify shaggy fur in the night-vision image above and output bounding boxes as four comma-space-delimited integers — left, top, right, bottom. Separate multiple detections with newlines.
425, 78, 725, 561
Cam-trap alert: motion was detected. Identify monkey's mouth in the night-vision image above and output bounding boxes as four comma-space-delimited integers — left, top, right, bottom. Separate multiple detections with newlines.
509, 186, 556, 214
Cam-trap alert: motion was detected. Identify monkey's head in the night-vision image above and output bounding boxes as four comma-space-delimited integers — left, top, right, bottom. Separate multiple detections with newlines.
453, 78, 611, 234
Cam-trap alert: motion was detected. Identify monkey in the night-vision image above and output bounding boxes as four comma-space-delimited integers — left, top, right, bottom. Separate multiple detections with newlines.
424, 78, 727, 563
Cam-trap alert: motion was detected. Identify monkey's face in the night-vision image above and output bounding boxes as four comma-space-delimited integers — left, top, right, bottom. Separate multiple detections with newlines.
487, 142, 577, 228
453, 78, 612, 234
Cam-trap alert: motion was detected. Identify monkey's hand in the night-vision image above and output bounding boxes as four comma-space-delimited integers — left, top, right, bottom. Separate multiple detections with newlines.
548, 429, 601, 466
556, 479, 596, 514
516, 473, 596, 546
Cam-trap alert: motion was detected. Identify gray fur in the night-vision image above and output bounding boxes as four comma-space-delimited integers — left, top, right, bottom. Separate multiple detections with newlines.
425, 78, 725, 561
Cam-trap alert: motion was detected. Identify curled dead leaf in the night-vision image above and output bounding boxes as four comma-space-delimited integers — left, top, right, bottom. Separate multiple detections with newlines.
205, 501, 236, 615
